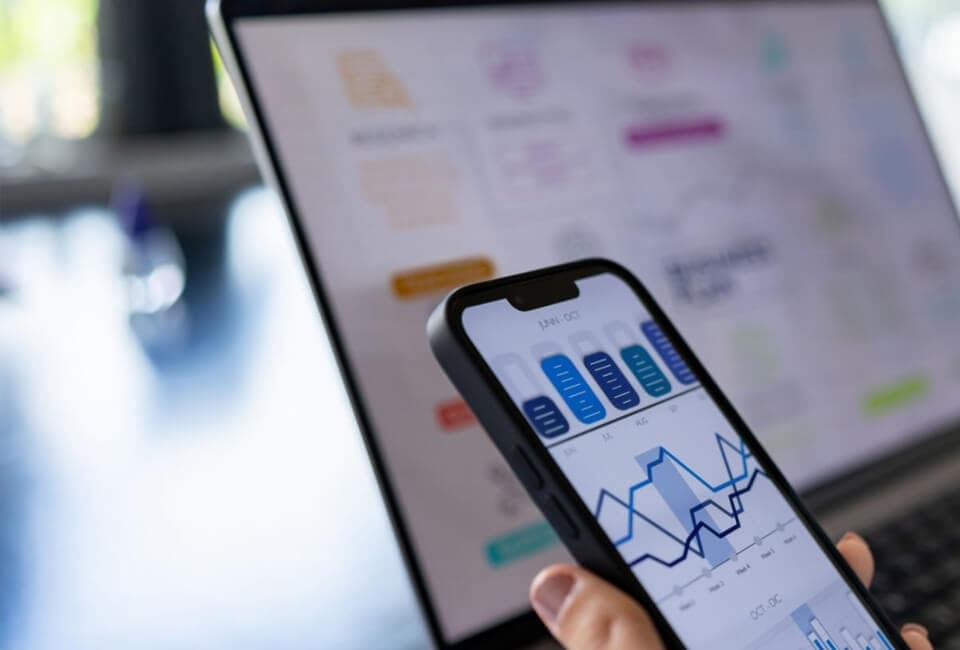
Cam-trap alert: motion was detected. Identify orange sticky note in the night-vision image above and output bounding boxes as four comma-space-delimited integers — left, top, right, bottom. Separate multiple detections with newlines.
391, 256, 496, 299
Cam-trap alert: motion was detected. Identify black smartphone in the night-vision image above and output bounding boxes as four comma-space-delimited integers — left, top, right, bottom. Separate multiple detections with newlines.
427, 259, 905, 650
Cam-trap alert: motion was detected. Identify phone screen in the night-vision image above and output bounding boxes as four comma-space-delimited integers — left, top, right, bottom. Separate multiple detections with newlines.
461, 271, 892, 649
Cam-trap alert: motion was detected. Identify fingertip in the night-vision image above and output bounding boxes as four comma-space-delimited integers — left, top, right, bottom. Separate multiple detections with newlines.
901, 629, 933, 650
837, 532, 875, 587
530, 563, 581, 600
901, 623, 928, 639
530, 565, 580, 627
840, 531, 866, 545
531, 564, 664, 649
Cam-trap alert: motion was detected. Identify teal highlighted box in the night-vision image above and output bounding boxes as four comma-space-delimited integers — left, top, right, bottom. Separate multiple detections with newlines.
486, 521, 559, 568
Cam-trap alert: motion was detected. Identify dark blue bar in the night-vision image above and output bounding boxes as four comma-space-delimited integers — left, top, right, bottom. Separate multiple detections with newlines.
583, 351, 640, 410
620, 345, 672, 397
522, 396, 570, 438
541, 354, 606, 424
641, 320, 697, 385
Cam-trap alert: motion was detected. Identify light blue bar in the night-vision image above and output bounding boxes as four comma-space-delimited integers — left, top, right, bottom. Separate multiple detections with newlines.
540, 354, 606, 424
635, 448, 734, 567
792, 605, 817, 634
793, 605, 830, 650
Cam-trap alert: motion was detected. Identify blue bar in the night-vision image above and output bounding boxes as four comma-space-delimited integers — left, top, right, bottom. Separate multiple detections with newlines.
522, 396, 570, 438
876, 631, 894, 650
827, 641, 838, 650
583, 351, 640, 410
792, 605, 819, 641
814, 641, 824, 650
541, 354, 606, 424
620, 345, 672, 397
635, 448, 735, 567
641, 320, 697, 385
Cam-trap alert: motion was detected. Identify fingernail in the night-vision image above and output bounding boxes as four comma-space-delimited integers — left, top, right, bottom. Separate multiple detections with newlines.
841, 532, 862, 544
901, 623, 929, 638
532, 572, 576, 624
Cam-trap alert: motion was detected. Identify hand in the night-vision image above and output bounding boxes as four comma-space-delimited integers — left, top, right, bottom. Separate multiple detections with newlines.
530, 532, 932, 649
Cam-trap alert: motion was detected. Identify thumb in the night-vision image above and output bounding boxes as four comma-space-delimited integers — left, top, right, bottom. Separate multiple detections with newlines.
530, 564, 665, 650
901, 624, 933, 650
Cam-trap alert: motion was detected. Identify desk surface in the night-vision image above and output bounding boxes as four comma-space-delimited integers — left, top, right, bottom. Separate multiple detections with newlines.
0, 188, 429, 649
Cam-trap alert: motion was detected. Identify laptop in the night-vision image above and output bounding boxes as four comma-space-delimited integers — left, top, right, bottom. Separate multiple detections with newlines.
207, 1, 960, 647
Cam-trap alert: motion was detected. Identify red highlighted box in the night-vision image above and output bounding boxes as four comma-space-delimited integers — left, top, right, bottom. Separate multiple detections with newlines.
435, 398, 478, 432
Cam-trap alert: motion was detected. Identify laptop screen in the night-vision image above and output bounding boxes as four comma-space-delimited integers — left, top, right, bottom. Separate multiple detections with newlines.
233, 1, 960, 643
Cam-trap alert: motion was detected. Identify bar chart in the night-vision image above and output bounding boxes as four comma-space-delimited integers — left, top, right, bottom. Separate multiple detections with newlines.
747, 581, 896, 650
506, 322, 689, 441
540, 353, 607, 424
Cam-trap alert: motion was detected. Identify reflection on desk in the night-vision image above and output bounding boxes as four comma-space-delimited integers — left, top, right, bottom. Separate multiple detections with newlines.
0, 188, 427, 650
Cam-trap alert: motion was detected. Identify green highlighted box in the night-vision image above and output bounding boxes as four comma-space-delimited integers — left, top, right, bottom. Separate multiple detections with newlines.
862, 374, 930, 417
486, 521, 559, 568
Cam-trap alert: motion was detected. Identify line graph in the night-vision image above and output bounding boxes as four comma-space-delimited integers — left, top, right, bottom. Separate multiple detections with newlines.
593, 432, 773, 569
549, 381, 890, 646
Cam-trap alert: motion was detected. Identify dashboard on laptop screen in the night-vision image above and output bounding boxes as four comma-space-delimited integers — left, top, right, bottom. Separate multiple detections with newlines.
233, 1, 960, 643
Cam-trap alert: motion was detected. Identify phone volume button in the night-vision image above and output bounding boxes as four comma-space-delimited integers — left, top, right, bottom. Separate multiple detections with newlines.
545, 496, 580, 540
512, 447, 544, 490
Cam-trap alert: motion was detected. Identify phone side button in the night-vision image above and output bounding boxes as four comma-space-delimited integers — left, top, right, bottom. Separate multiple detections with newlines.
512, 447, 544, 490
544, 496, 580, 540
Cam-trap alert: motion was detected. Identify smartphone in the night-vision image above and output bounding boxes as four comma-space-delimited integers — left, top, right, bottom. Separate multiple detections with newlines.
427, 259, 904, 649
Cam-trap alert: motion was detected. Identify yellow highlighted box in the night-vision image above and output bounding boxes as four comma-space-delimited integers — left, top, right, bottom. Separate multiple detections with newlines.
337, 50, 412, 109
391, 256, 495, 299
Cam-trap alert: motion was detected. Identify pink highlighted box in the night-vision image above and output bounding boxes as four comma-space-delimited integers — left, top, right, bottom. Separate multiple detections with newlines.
623, 117, 726, 150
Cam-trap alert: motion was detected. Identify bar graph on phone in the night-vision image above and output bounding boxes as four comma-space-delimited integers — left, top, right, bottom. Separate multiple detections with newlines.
746, 581, 897, 650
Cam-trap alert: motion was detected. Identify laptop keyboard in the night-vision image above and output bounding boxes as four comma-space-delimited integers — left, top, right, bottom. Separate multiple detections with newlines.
865, 486, 960, 648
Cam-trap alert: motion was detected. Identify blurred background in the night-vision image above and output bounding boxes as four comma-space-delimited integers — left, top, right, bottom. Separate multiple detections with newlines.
0, 0, 959, 648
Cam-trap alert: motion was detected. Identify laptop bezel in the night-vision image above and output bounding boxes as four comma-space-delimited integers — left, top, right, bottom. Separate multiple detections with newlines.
207, 0, 960, 646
